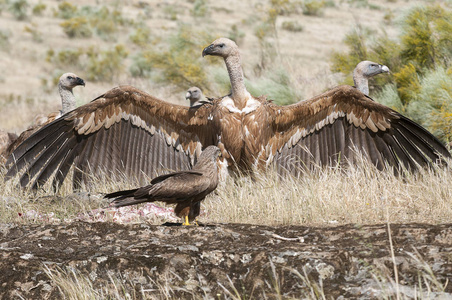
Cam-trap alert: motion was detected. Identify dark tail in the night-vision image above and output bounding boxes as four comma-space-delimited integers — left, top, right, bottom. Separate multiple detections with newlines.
105, 188, 145, 207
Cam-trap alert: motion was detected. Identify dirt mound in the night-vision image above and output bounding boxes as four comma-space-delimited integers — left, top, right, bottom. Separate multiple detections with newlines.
1, 222, 451, 299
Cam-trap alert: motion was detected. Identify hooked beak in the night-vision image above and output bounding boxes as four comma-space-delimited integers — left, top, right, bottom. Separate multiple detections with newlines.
202, 44, 214, 57
76, 77, 86, 87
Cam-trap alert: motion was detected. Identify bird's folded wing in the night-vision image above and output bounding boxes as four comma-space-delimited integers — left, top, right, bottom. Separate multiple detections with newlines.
6, 85, 217, 189
265, 85, 450, 175
136, 172, 211, 200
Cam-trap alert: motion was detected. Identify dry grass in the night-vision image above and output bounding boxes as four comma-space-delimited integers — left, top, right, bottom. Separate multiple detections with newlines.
1, 154, 452, 226
202, 160, 452, 226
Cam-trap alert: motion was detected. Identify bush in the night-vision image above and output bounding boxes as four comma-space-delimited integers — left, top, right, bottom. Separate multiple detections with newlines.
89, 6, 128, 40
32, 2, 46, 16
406, 66, 452, 143
86, 44, 128, 81
247, 68, 300, 105
55, 1, 77, 19
129, 25, 151, 47
8, 0, 29, 20
281, 21, 303, 32
60, 17, 92, 38
302, 0, 326, 16
130, 25, 213, 92
400, 5, 452, 70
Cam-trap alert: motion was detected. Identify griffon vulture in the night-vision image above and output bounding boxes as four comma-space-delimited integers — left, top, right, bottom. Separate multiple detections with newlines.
185, 86, 212, 107
353, 61, 389, 96
105, 145, 221, 225
4, 73, 85, 159
5, 38, 450, 190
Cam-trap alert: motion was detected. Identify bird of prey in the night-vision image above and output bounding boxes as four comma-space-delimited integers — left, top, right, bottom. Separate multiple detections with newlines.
5, 38, 450, 190
353, 61, 390, 96
105, 145, 221, 225
185, 87, 212, 107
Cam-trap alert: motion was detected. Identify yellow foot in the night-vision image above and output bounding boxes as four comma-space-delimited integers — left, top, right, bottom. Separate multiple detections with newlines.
182, 216, 198, 226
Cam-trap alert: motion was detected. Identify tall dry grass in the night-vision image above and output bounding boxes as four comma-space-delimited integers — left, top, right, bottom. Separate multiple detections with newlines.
1, 153, 451, 226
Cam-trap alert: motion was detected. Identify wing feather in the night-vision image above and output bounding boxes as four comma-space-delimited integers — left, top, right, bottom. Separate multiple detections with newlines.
6, 85, 217, 189
267, 85, 450, 175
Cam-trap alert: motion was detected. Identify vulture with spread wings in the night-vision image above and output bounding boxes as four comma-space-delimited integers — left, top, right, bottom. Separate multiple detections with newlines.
6, 38, 450, 189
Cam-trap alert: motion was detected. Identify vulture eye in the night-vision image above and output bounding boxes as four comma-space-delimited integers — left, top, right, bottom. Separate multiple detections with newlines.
67, 76, 73, 79
219, 43, 225, 48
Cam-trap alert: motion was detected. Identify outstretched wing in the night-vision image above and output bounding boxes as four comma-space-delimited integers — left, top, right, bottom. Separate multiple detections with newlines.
6, 85, 218, 189
266, 85, 450, 175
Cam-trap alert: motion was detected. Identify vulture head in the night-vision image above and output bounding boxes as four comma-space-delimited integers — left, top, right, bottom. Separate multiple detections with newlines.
59, 73, 86, 90
202, 38, 239, 58
185, 87, 203, 106
353, 61, 389, 96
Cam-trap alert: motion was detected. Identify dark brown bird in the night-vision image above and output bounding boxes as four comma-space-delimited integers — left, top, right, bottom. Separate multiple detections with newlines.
105, 145, 221, 225
4, 73, 85, 160
5, 38, 450, 190
353, 61, 390, 96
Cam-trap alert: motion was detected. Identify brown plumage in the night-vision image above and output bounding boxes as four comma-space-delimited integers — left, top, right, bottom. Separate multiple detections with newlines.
5, 38, 450, 190
4, 73, 85, 160
185, 87, 212, 107
0, 130, 18, 164
105, 145, 221, 225
353, 61, 390, 96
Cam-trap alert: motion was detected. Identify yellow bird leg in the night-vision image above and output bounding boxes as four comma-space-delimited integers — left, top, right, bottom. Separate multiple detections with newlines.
182, 216, 190, 226
182, 216, 199, 226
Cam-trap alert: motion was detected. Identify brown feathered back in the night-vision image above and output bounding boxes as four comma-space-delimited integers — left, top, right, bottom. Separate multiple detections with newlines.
105, 145, 221, 223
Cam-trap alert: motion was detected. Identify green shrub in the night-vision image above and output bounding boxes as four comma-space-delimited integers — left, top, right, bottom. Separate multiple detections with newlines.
8, 0, 29, 20
60, 16, 92, 38
129, 26, 152, 47
247, 68, 300, 105
46, 48, 83, 69
89, 6, 128, 40
302, 0, 326, 16
55, 1, 77, 19
86, 44, 128, 82
281, 21, 303, 32
400, 5, 452, 70
32, 2, 46, 16
192, 0, 208, 17
406, 66, 452, 143
392, 63, 421, 104
130, 25, 213, 92
374, 84, 404, 112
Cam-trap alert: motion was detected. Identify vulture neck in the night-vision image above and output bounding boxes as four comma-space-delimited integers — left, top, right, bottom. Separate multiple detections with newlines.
58, 84, 76, 114
225, 53, 248, 109
353, 72, 369, 96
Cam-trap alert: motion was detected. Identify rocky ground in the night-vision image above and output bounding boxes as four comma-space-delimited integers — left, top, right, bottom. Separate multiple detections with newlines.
0, 222, 451, 299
